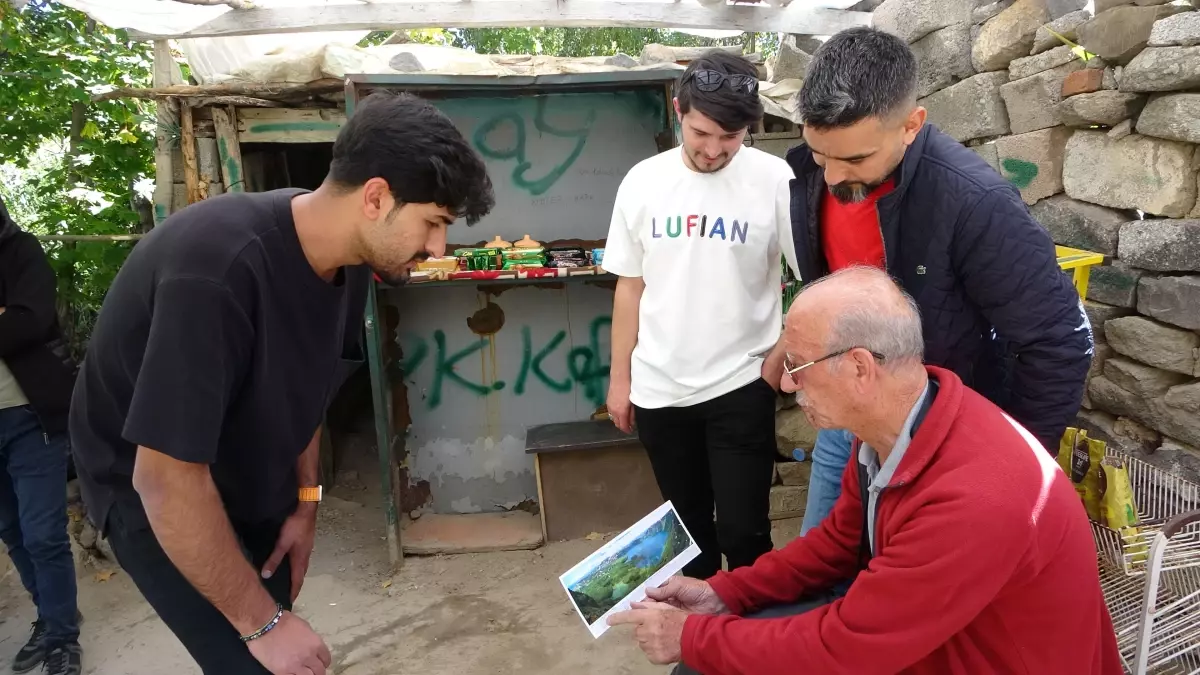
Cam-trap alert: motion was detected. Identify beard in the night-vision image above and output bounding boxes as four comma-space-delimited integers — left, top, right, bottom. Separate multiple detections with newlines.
685, 148, 731, 174
828, 178, 886, 204
372, 250, 428, 287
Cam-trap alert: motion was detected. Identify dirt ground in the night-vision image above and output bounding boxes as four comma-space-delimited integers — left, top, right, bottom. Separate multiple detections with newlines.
0, 446, 802, 675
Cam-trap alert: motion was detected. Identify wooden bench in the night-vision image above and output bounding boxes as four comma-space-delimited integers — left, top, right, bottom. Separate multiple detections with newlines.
526, 419, 664, 542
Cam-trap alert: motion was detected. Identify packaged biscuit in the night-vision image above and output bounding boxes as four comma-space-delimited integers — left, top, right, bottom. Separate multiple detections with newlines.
1063, 429, 1105, 522
1057, 427, 1077, 477
1099, 456, 1148, 564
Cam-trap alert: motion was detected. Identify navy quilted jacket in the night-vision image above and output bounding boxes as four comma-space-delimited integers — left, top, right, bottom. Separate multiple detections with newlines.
786, 124, 1092, 450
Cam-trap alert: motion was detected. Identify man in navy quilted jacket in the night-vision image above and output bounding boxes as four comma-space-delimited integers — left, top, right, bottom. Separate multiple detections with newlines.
788, 27, 1092, 537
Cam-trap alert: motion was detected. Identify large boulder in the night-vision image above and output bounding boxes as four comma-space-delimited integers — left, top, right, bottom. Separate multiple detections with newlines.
1119, 220, 1200, 272
919, 71, 1011, 141
1032, 10, 1093, 54
1076, 5, 1181, 64
911, 23, 976, 98
1119, 46, 1200, 91
1087, 260, 1149, 307
767, 35, 812, 83
1062, 131, 1197, 218
874, 0, 974, 44
1104, 357, 1191, 398
1137, 275, 1200, 330
1105, 315, 1200, 377
1135, 93, 1200, 144
1009, 45, 1081, 79
1055, 90, 1147, 126
999, 60, 1086, 133
993, 126, 1072, 204
973, 0, 1052, 72
1148, 11, 1200, 48
1029, 195, 1133, 255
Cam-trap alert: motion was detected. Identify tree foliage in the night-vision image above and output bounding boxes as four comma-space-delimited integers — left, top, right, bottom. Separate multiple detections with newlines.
0, 0, 153, 352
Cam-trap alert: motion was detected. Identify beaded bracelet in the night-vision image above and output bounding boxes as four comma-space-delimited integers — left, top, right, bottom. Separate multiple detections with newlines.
240, 604, 284, 643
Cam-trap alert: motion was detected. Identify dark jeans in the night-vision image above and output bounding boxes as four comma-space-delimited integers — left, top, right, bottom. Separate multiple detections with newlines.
635, 378, 776, 579
671, 593, 837, 675
0, 405, 80, 647
106, 499, 293, 675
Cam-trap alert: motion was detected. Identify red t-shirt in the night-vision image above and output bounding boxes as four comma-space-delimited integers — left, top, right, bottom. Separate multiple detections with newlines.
820, 178, 895, 272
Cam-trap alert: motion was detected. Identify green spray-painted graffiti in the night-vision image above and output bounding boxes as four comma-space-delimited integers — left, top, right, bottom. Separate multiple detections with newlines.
1001, 158, 1039, 189
472, 97, 598, 196
400, 316, 612, 410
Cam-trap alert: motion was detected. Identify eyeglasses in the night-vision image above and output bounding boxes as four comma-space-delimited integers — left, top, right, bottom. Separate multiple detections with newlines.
783, 347, 886, 384
684, 69, 760, 96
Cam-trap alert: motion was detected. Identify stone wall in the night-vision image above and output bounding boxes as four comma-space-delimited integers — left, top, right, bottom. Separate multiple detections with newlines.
779, 0, 1200, 481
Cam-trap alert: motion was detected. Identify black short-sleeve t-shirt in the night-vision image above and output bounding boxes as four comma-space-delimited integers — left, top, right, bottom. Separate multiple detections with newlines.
70, 188, 368, 530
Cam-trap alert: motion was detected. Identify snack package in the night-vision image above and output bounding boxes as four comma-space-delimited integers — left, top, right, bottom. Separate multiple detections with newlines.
1065, 430, 1105, 522
1057, 427, 1077, 477
1099, 456, 1148, 564
454, 248, 501, 271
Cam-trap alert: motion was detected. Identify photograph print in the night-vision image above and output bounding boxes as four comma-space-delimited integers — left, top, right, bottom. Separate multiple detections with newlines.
558, 501, 700, 638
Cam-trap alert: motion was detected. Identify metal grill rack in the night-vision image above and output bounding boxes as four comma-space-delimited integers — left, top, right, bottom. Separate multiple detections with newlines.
1092, 451, 1200, 674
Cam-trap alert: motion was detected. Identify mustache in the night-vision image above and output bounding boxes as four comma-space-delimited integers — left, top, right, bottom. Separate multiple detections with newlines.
829, 175, 889, 204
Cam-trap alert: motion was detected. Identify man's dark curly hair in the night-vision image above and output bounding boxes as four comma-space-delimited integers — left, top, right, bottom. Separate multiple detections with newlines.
329, 91, 495, 225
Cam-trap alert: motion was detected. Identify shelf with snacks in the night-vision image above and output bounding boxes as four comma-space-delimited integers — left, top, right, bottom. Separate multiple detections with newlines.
398, 234, 613, 290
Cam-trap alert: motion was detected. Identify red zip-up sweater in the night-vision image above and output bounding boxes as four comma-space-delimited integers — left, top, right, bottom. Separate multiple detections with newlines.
682, 367, 1123, 675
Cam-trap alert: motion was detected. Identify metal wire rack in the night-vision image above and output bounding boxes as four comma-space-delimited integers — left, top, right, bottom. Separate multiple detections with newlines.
1091, 450, 1200, 675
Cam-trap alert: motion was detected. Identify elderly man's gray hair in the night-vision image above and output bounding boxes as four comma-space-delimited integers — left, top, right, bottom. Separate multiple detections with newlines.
806, 266, 925, 369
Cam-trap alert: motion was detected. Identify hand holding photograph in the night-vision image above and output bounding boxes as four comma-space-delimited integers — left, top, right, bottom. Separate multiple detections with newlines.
558, 501, 700, 638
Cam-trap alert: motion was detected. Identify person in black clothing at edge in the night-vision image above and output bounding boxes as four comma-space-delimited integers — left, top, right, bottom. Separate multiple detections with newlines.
68, 92, 494, 675
789, 27, 1093, 539
0, 196, 82, 675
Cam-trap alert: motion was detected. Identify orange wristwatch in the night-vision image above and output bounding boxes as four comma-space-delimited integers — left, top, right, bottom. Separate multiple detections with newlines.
299, 486, 323, 503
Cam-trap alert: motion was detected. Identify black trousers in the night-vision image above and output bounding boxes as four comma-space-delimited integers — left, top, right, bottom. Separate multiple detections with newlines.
105, 499, 293, 675
634, 378, 777, 580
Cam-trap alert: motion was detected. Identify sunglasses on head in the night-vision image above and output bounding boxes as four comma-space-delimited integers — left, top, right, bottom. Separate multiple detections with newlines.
685, 69, 760, 96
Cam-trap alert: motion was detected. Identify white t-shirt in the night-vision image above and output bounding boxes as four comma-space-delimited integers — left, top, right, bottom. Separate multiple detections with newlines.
603, 146, 800, 409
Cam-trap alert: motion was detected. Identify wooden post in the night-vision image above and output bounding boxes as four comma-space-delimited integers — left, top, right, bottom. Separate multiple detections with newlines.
212, 106, 246, 193
151, 40, 179, 224
179, 102, 201, 204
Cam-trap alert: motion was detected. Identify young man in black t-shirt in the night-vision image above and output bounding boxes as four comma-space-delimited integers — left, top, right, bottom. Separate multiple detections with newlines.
69, 92, 494, 675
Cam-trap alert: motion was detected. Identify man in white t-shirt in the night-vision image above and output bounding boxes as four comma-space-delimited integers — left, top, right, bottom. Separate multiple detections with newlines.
603, 50, 800, 579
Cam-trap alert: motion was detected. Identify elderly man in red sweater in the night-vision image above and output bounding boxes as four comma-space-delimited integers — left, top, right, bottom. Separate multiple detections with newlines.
608, 266, 1123, 674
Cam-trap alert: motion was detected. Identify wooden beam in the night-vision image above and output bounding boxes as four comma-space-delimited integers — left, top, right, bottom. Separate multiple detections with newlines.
151, 40, 179, 225
91, 79, 344, 103
211, 106, 246, 193
128, 2, 871, 40
238, 108, 347, 143
179, 102, 202, 205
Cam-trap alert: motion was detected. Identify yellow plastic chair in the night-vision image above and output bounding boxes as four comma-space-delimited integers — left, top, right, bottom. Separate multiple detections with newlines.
1056, 245, 1106, 299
